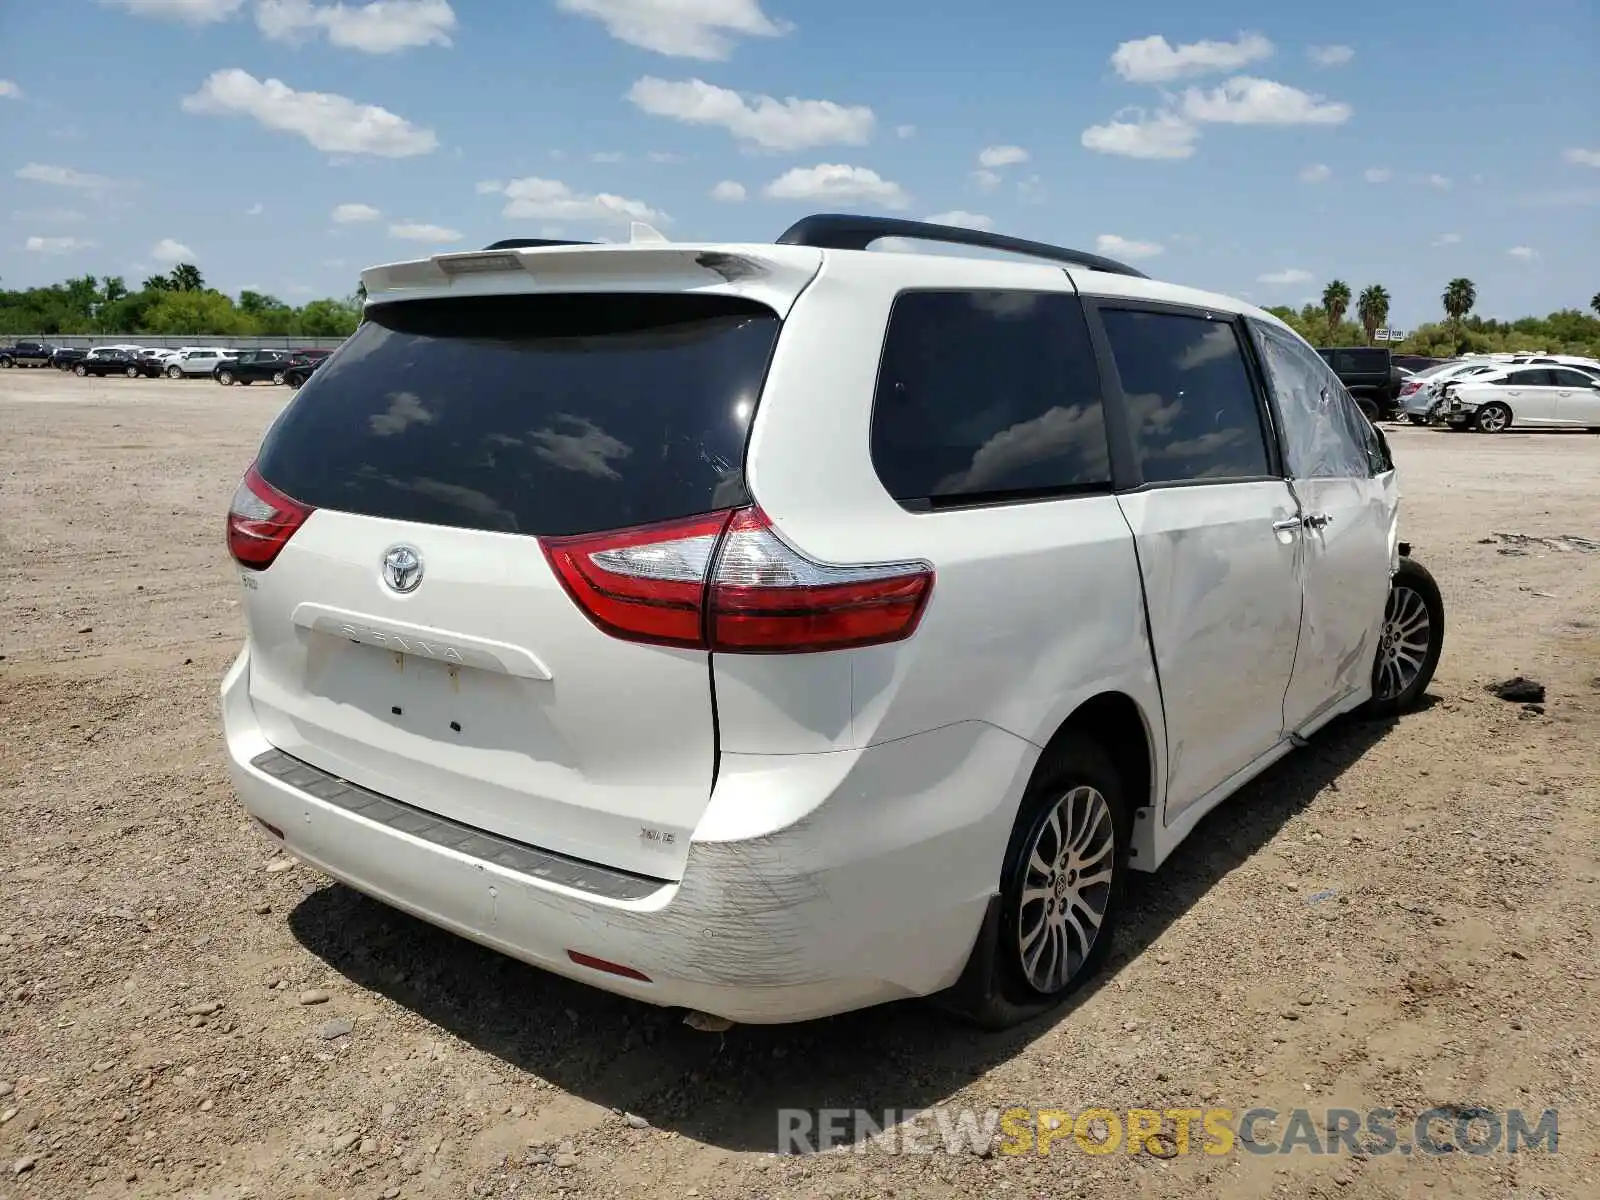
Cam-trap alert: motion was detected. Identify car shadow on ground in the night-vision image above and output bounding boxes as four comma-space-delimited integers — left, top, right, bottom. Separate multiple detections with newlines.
288, 708, 1410, 1153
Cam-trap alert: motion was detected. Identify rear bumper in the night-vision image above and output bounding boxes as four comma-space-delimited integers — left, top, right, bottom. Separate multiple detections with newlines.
221, 646, 1036, 1023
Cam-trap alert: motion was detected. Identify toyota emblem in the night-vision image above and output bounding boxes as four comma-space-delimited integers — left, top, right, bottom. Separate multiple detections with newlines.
381, 545, 424, 594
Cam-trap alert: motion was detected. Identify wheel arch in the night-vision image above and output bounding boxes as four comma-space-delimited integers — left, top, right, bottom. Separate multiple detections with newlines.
1032, 690, 1158, 870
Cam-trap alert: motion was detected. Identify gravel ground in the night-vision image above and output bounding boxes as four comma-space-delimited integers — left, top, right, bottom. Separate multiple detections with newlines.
2, 371, 1597, 1199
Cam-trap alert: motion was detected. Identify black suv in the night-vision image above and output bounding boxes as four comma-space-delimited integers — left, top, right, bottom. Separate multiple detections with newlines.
1316, 347, 1403, 420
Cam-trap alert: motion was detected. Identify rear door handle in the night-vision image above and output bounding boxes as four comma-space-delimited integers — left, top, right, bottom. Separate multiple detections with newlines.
1272, 517, 1304, 532
1304, 512, 1334, 529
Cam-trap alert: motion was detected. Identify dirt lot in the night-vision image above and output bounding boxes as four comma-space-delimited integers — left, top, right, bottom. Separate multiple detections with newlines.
2, 370, 1597, 1199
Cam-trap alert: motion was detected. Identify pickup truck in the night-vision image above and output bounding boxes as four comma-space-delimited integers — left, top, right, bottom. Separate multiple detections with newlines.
1316, 347, 1404, 420
0, 340, 56, 368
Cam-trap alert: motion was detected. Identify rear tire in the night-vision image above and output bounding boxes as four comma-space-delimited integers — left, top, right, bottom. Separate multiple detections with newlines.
1354, 397, 1379, 422
74, 364, 88, 377
166, 365, 182, 380
1359, 557, 1444, 719
125, 366, 138, 378
945, 734, 1130, 1029
218, 371, 234, 386
272, 371, 285, 385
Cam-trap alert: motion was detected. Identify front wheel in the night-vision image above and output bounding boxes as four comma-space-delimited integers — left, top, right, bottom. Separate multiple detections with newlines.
1360, 557, 1445, 718
1475, 402, 1511, 434
218, 371, 234, 386
125, 366, 138, 378
74, 364, 88, 376
166, 365, 182, 379
272, 371, 285, 385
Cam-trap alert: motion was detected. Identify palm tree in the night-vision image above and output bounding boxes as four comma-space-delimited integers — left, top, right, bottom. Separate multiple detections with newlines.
1443, 278, 1476, 327
1357, 284, 1391, 344
1591, 292, 1600, 316
168, 263, 205, 292
1322, 280, 1351, 341
142, 274, 173, 292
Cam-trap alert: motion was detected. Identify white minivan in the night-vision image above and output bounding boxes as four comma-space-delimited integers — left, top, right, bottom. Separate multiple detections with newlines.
220, 216, 1446, 1027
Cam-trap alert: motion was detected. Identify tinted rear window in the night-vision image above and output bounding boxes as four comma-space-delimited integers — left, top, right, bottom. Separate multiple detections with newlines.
1327, 349, 1388, 373
255, 293, 778, 538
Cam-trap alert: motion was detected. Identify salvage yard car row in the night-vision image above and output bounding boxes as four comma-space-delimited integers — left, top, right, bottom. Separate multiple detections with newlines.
1396, 353, 1600, 432
0, 341, 333, 387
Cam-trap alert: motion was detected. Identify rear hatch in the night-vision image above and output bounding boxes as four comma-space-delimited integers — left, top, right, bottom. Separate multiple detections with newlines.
234, 247, 820, 879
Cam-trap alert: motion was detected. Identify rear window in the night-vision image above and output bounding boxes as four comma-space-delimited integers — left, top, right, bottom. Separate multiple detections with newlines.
255, 293, 779, 538
1326, 349, 1388, 373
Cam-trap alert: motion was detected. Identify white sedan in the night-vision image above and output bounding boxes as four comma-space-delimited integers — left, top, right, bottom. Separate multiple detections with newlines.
1443, 365, 1600, 432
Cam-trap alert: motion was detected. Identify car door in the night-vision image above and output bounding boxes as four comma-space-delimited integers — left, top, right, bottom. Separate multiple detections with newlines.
1250, 320, 1396, 731
1550, 368, 1600, 427
1094, 303, 1305, 823
1499, 368, 1557, 423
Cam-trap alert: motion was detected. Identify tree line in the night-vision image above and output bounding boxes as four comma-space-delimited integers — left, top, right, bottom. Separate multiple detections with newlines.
0, 264, 362, 339
1267, 278, 1600, 359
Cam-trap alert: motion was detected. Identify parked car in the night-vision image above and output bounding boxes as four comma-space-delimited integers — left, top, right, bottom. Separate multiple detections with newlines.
1441, 364, 1600, 431
220, 214, 1445, 1028
1315, 346, 1403, 419
0, 340, 56, 368
281, 353, 331, 389
1398, 359, 1503, 423
215, 350, 292, 386
51, 347, 88, 371
164, 347, 236, 378
71, 349, 165, 378
1392, 354, 1448, 373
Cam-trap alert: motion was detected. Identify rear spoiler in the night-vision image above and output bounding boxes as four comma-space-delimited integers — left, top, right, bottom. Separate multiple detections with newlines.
360, 242, 824, 318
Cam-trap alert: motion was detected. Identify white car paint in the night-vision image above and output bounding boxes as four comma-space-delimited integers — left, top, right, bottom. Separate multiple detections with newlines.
1448, 365, 1600, 429
220, 236, 1404, 1023
1399, 359, 1501, 418
166, 347, 234, 376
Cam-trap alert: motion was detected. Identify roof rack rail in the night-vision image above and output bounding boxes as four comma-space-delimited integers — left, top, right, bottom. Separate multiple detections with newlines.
775, 213, 1149, 279
481, 238, 597, 250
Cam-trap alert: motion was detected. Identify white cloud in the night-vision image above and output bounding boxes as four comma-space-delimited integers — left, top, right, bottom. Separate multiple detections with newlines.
895, 124, 916, 139
0, 80, 22, 100
1299, 163, 1332, 183
255, 0, 457, 53
332, 202, 381, 222
1095, 233, 1163, 260
1433, 233, 1461, 246
487, 177, 665, 223
245, 201, 264, 215
589, 151, 625, 163
25, 235, 94, 254
977, 144, 1029, 169
1307, 44, 1354, 67
556, 0, 791, 60
1258, 267, 1312, 284
389, 221, 462, 242
1563, 147, 1600, 167
474, 179, 502, 194
151, 237, 195, 262
104, 0, 245, 22
14, 162, 119, 191
1081, 110, 1198, 160
626, 76, 873, 152
1364, 167, 1391, 183
925, 210, 992, 230
1507, 245, 1537, 260
1426, 173, 1451, 189
763, 164, 909, 209
181, 69, 438, 157
1110, 32, 1273, 83
971, 168, 1002, 192
710, 180, 746, 202
1181, 76, 1351, 126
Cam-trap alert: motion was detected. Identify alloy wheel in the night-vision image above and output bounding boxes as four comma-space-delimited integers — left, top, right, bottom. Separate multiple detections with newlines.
1375, 584, 1432, 701
1016, 786, 1115, 994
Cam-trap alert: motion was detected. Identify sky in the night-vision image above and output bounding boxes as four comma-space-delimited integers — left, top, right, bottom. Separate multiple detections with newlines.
1, 0, 1596, 329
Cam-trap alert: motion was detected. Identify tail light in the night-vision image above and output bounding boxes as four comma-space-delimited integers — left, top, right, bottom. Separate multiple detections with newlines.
542, 506, 933, 653
1400, 381, 1420, 396
227, 464, 314, 570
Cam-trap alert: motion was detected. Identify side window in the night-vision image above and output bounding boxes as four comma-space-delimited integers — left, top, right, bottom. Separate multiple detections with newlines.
1551, 368, 1598, 387
1506, 369, 1552, 386
870, 290, 1111, 508
1250, 319, 1376, 479
1098, 308, 1271, 484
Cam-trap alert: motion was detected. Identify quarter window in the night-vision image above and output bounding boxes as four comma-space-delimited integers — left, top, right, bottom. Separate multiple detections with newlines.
1099, 309, 1271, 484
869, 290, 1111, 508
